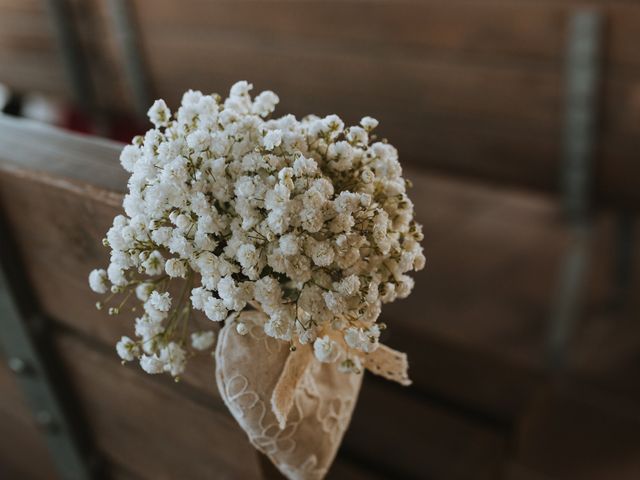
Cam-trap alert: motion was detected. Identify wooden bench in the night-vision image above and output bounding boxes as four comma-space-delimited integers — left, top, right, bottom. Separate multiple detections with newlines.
2, 2, 640, 478
0, 114, 515, 479
1, 108, 638, 479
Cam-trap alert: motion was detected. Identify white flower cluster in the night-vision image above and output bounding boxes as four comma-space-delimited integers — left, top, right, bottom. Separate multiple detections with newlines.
89, 81, 424, 378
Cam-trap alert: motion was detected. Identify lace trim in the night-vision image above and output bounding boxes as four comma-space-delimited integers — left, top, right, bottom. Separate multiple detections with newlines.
271, 346, 313, 430
216, 311, 366, 479
364, 344, 412, 386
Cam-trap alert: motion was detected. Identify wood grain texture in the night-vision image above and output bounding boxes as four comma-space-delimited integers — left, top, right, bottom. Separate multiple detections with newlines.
3, 1, 639, 200
0, 0, 69, 97
125, 0, 640, 200
128, 0, 640, 67
2, 110, 640, 478
344, 378, 507, 479
0, 360, 59, 480
515, 383, 640, 480
53, 330, 263, 480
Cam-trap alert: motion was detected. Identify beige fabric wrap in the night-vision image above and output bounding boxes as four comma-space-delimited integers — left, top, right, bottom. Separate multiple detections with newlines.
215, 310, 410, 480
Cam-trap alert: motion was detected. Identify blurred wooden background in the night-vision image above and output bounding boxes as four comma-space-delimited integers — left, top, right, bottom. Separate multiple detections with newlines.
2, 0, 640, 203
1, 1, 640, 479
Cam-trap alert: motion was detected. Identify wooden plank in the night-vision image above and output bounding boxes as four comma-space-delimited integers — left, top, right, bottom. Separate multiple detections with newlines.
1, 358, 172, 480
0, 408, 59, 480
0, 52, 68, 98
134, 27, 562, 128
343, 378, 507, 479
131, 0, 640, 67
515, 383, 640, 480
385, 170, 571, 360
53, 329, 262, 479
0, 361, 59, 480
0, 115, 126, 190
0, 0, 69, 97
129, 1, 640, 132
0, 105, 638, 210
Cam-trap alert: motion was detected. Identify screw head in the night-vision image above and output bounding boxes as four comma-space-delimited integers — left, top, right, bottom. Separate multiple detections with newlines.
8, 357, 28, 374
35, 410, 58, 432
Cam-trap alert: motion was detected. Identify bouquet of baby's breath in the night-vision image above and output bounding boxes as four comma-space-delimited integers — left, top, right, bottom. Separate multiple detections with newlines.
89, 81, 424, 379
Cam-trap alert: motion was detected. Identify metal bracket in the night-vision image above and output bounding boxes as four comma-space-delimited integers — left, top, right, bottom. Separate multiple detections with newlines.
547, 10, 603, 370
44, 0, 97, 113
107, 0, 154, 118
0, 213, 96, 479
561, 10, 602, 224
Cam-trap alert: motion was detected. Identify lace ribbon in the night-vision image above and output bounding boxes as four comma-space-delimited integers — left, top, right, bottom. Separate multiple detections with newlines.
271, 346, 314, 429
270, 342, 411, 428
363, 344, 412, 386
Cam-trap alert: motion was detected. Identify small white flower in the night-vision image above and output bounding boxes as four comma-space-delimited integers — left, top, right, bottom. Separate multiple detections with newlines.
107, 263, 126, 287
119, 145, 141, 173
116, 336, 139, 361
346, 126, 368, 145
135, 282, 154, 301
190, 287, 212, 310
175, 214, 192, 231
344, 326, 378, 353
293, 156, 317, 176
204, 297, 228, 322
165, 258, 187, 278
148, 291, 171, 312
159, 342, 186, 377
142, 250, 165, 276
140, 354, 164, 374
360, 116, 378, 130
335, 275, 360, 297
313, 335, 341, 363
323, 291, 346, 314
361, 168, 375, 184
236, 322, 249, 336
237, 243, 259, 269
230, 80, 252, 97
252, 90, 279, 117
187, 130, 211, 151
147, 99, 171, 127
89, 269, 109, 294
191, 331, 216, 351
264, 310, 292, 341
279, 234, 300, 256
134, 315, 164, 341
308, 239, 334, 267
263, 129, 282, 150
